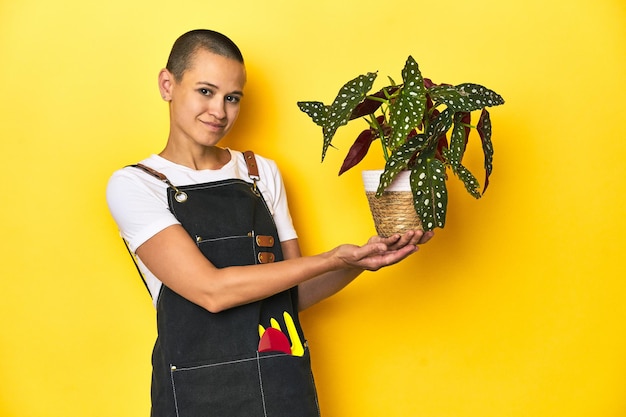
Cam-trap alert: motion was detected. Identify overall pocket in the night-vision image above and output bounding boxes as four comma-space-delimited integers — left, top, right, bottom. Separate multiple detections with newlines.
195, 235, 256, 268
170, 349, 319, 417
256, 350, 320, 417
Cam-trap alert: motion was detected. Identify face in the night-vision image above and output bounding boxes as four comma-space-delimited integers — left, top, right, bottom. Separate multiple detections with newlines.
160, 49, 246, 148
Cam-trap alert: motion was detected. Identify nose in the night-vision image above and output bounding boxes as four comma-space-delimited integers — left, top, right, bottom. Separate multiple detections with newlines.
208, 97, 227, 120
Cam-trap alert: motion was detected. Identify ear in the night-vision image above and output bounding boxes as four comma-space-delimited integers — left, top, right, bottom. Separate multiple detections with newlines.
158, 68, 174, 101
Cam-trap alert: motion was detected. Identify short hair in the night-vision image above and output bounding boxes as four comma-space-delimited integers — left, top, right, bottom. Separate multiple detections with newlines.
166, 29, 244, 81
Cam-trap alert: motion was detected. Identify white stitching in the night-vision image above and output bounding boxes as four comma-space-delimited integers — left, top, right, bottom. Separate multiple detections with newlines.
170, 364, 181, 417
170, 353, 285, 373
256, 352, 268, 417
197, 235, 251, 244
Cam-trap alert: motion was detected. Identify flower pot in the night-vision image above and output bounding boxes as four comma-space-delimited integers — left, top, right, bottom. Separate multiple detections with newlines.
362, 170, 423, 237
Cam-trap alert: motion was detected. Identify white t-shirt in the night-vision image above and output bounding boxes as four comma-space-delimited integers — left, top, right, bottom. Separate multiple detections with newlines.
106, 149, 297, 305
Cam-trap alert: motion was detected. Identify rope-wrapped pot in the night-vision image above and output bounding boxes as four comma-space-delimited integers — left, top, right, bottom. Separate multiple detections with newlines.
362, 170, 423, 237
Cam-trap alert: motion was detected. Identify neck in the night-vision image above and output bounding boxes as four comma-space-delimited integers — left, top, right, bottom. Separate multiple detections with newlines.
159, 143, 231, 170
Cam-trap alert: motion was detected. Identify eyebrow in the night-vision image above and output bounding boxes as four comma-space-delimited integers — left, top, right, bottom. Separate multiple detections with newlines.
196, 81, 244, 97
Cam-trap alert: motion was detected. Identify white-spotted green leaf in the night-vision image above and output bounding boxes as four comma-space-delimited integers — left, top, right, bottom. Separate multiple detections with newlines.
388, 56, 427, 149
410, 155, 447, 231
375, 134, 427, 196
447, 113, 468, 167
297, 72, 377, 161
477, 108, 494, 193
425, 107, 454, 143
451, 162, 481, 199
324, 72, 378, 160
427, 85, 467, 111
455, 83, 505, 111
297, 101, 328, 127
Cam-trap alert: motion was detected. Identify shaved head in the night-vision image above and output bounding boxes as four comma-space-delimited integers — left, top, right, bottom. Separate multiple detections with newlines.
166, 29, 244, 82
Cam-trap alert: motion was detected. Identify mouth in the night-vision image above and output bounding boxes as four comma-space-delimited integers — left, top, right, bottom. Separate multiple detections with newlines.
200, 120, 226, 131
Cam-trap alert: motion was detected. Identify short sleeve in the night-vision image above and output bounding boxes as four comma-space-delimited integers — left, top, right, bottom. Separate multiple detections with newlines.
106, 168, 180, 252
256, 156, 298, 242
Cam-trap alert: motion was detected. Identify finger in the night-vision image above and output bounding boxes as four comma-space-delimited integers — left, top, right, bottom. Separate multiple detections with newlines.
373, 243, 419, 268
384, 230, 418, 250
366, 235, 383, 245
338, 242, 386, 267
416, 230, 435, 244
367, 233, 400, 246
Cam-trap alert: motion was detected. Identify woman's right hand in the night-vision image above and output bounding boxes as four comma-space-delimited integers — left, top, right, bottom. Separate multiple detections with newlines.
332, 230, 434, 272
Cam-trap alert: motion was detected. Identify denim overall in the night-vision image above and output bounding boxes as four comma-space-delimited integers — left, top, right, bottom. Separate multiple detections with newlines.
130, 153, 320, 417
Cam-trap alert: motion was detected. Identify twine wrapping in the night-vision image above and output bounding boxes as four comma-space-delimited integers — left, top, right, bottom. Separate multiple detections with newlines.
365, 190, 423, 237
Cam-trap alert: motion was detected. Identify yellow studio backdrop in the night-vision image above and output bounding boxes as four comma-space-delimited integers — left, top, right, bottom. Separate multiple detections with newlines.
1, 0, 625, 416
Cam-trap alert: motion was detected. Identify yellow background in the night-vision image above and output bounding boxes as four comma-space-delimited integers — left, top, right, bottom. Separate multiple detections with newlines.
1, 0, 625, 416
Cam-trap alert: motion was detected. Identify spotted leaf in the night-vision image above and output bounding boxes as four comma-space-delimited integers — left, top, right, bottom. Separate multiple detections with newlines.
447, 112, 469, 167
428, 85, 467, 112
477, 108, 494, 193
449, 160, 481, 199
454, 83, 505, 111
297, 72, 377, 161
410, 154, 447, 231
426, 107, 454, 143
323, 73, 377, 159
297, 101, 328, 127
375, 134, 427, 196
388, 56, 427, 149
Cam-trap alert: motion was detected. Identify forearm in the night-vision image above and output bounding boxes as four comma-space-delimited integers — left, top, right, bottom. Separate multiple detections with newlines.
297, 267, 364, 311
207, 251, 346, 312
282, 238, 363, 310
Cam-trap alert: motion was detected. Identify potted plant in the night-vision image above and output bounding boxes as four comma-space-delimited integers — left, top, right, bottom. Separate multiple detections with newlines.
297, 55, 504, 234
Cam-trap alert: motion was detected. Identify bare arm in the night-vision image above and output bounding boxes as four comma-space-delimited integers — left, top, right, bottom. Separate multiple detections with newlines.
135, 224, 429, 313
286, 231, 434, 311
284, 239, 361, 311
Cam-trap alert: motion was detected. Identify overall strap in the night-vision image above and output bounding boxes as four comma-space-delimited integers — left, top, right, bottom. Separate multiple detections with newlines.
243, 150, 261, 193
129, 163, 188, 203
129, 150, 261, 184
243, 150, 260, 180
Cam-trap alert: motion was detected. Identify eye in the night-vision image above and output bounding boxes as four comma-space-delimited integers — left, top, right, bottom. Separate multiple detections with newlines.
226, 95, 241, 104
199, 88, 212, 96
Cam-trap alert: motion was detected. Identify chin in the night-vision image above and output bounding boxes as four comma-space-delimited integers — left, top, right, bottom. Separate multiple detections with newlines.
196, 132, 227, 146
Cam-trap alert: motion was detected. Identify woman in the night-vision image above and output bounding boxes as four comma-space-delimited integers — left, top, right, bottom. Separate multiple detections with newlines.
106, 29, 433, 417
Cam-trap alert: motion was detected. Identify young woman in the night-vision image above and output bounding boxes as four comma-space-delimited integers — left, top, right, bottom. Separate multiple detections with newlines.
106, 29, 433, 417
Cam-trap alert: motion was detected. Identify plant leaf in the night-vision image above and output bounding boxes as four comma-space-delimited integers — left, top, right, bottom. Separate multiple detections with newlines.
477, 108, 494, 193
423, 78, 440, 89
429, 83, 504, 113
375, 133, 427, 195
426, 107, 454, 142
350, 86, 400, 120
435, 134, 448, 162
338, 128, 375, 175
447, 112, 469, 167
388, 56, 427, 149
427, 85, 465, 111
460, 111, 471, 147
298, 72, 377, 162
296, 101, 328, 127
455, 83, 505, 111
450, 161, 481, 199
410, 154, 447, 231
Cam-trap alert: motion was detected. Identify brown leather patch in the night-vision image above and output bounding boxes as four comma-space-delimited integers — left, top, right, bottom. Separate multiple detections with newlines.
257, 252, 275, 263
256, 235, 275, 248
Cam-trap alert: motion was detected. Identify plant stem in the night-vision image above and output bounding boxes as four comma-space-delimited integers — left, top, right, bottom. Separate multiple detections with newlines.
369, 114, 389, 161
